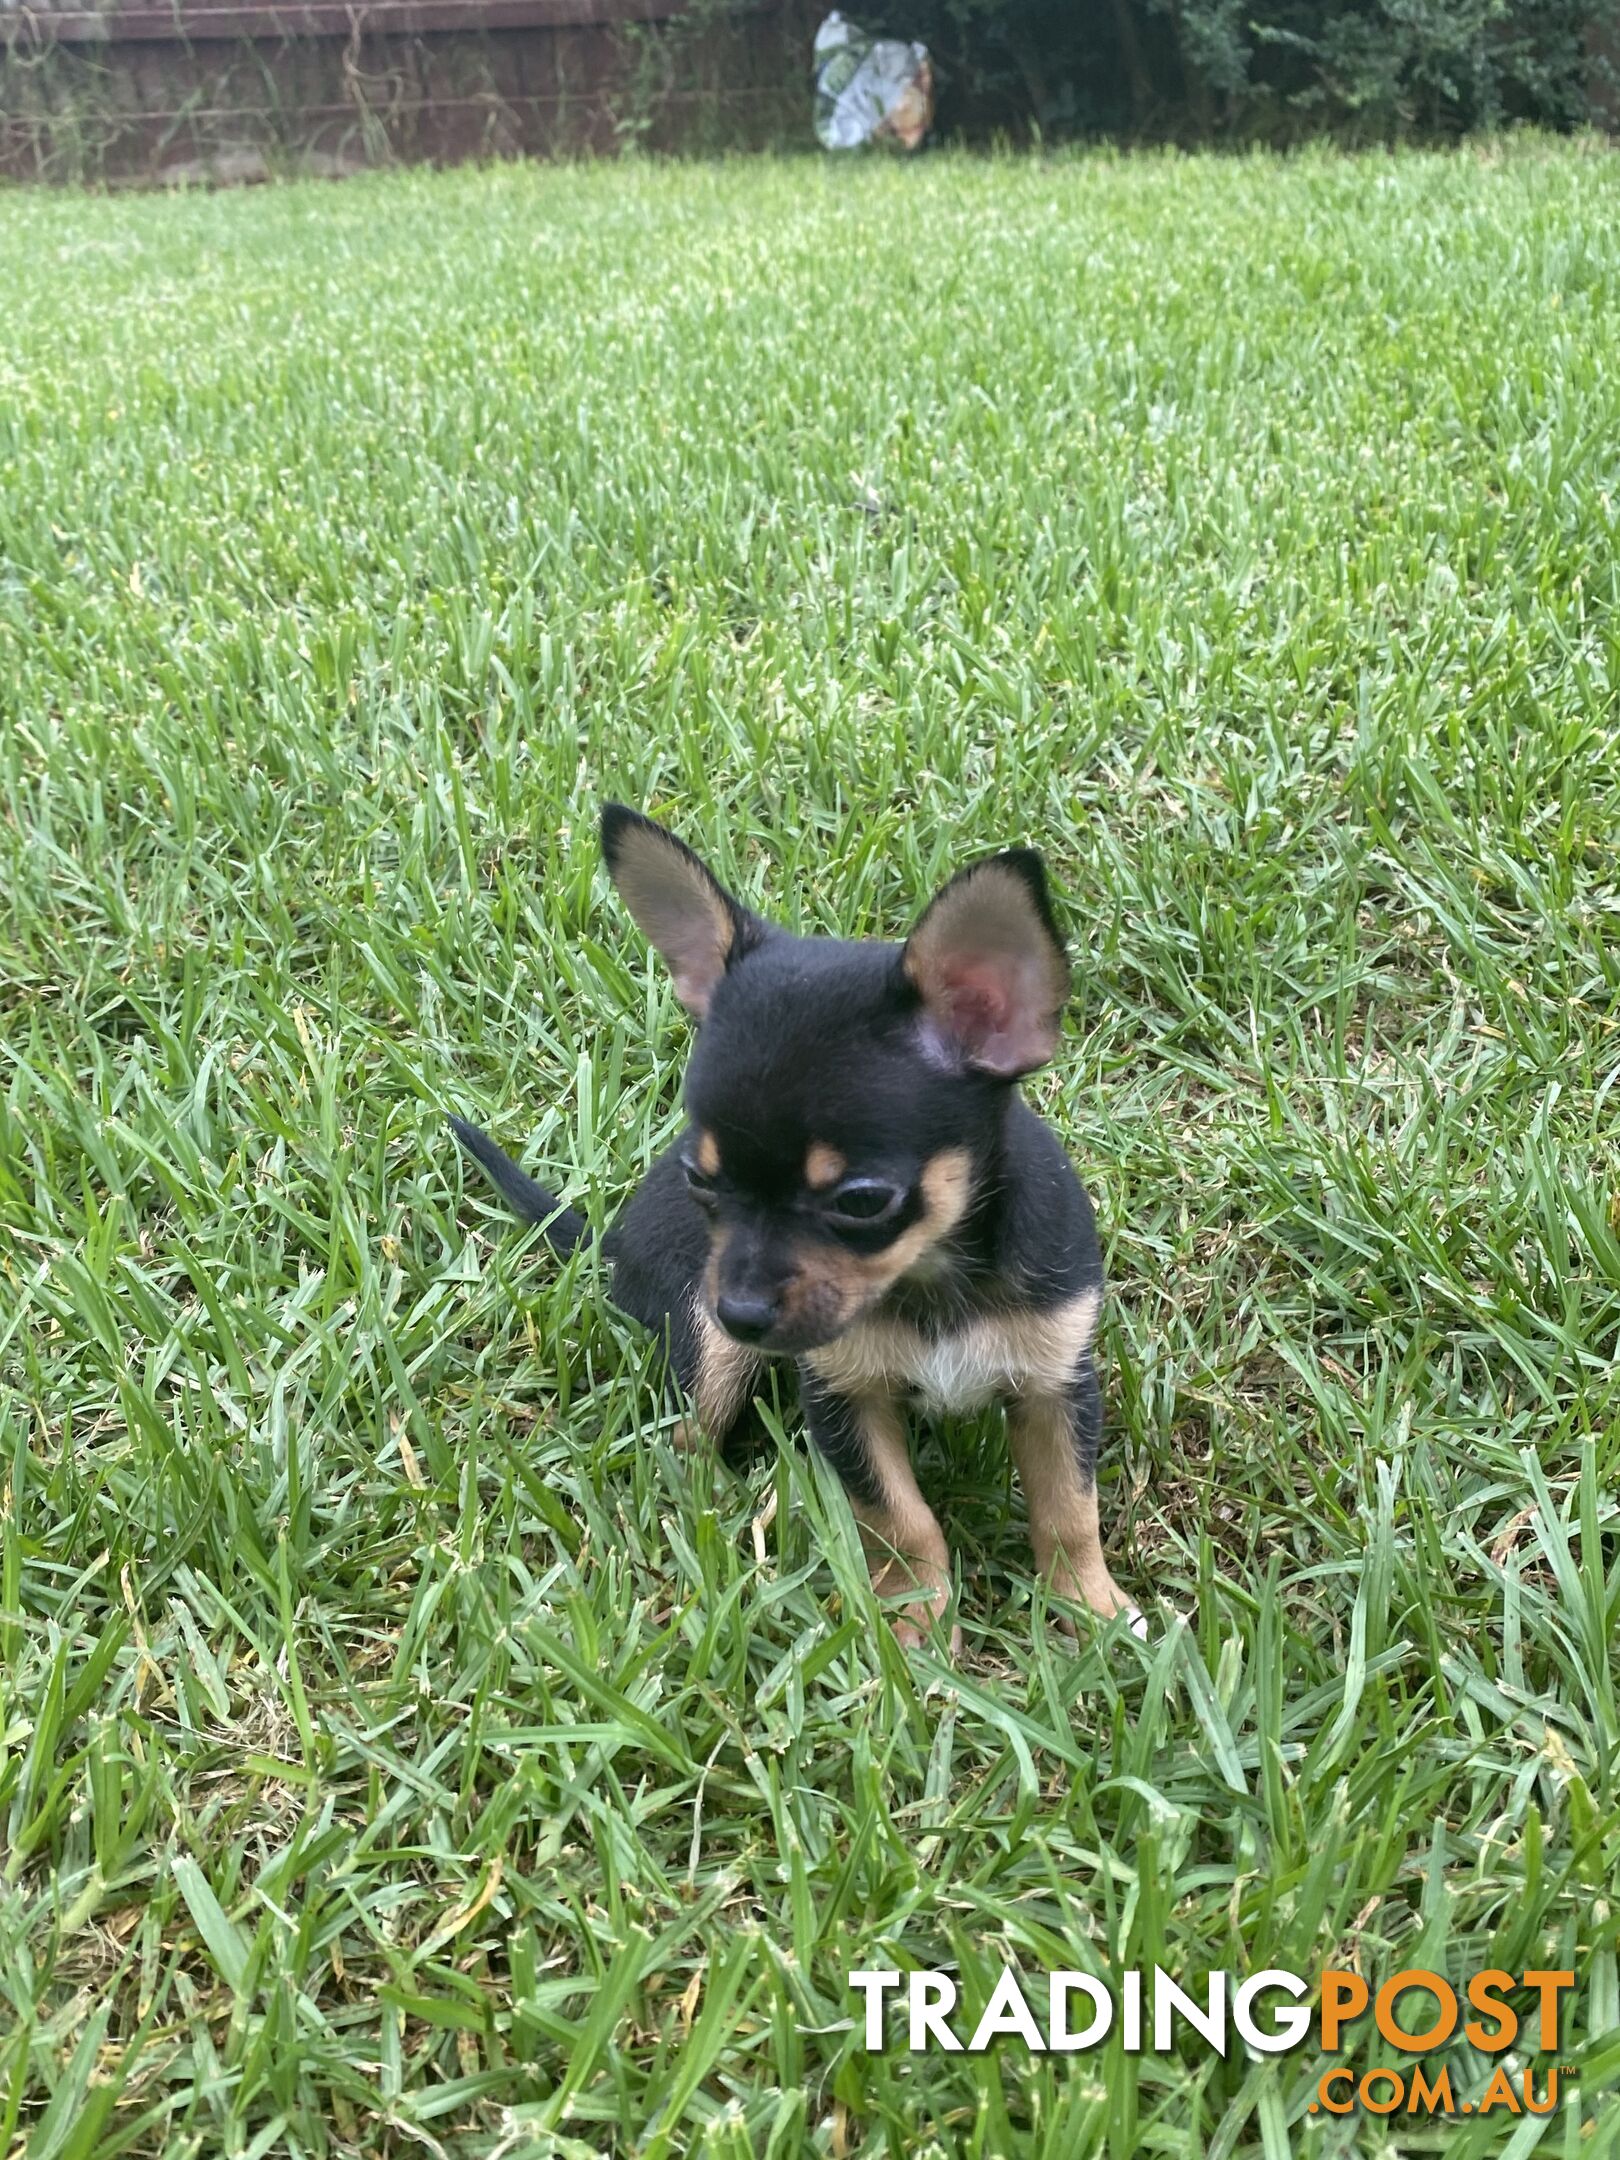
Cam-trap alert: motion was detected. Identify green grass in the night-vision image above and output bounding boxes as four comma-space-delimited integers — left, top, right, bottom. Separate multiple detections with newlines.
2, 140, 1619, 2159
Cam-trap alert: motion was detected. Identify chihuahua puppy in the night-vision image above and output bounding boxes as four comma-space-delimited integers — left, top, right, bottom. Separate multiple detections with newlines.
452, 804, 1139, 1648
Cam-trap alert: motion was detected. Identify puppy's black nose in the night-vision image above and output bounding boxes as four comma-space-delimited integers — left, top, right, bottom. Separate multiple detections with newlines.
715, 1292, 779, 1344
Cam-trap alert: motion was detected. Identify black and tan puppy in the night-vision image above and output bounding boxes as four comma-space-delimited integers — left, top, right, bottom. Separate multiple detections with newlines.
452, 805, 1140, 1649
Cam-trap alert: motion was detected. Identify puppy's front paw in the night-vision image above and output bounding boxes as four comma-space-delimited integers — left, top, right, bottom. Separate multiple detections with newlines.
891, 1602, 964, 1660
1049, 1562, 1147, 1641
872, 1555, 958, 1660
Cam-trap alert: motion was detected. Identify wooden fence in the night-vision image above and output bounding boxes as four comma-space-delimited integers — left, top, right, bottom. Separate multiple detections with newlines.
0, 0, 815, 180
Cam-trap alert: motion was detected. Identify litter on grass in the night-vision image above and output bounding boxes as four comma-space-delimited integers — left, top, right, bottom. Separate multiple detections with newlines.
812, 12, 933, 152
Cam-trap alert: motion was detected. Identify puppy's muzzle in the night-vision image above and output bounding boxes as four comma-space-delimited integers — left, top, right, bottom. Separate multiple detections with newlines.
714, 1290, 780, 1346
711, 1292, 850, 1357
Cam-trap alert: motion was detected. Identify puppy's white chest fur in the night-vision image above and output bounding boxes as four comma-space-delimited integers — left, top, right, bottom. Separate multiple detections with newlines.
899, 1330, 1031, 1413
807, 1289, 1100, 1412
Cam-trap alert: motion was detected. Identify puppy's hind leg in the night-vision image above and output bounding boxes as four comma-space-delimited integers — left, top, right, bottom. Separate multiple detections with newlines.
802, 1373, 959, 1656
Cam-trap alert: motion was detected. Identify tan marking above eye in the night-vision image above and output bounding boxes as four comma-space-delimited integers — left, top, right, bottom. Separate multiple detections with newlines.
918, 1146, 972, 1231
804, 1143, 847, 1190
695, 1129, 721, 1177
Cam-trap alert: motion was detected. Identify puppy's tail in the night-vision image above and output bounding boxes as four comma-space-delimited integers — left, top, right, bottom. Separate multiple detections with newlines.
449, 1116, 593, 1255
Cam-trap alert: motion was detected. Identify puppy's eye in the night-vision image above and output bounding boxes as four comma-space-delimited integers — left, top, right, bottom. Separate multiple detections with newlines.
682, 1163, 718, 1209
825, 1179, 904, 1226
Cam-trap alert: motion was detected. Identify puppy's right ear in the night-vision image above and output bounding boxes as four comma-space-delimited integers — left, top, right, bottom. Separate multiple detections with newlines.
600, 805, 761, 1019
903, 848, 1070, 1078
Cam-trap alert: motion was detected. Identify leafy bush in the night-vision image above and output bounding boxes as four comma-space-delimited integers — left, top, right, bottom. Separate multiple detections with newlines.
881, 0, 1618, 137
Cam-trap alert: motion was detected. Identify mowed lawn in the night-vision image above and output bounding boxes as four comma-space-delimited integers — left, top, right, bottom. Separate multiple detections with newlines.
2, 141, 1619, 2158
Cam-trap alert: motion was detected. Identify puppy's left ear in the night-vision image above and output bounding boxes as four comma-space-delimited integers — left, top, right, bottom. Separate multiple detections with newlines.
903, 849, 1070, 1078
600, 803, 763, 1019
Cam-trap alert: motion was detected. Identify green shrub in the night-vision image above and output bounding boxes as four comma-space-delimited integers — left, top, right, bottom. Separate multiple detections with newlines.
884, 0, 1618, 137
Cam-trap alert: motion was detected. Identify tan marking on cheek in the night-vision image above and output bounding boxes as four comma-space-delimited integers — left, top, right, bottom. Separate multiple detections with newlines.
695, 1129, 721, 1177
786, 1149, 976, 1347
803, 1142, 846, 1191
690, 1297, 764, 1438
776, 1249, 861, 1339
788, 1146, 978, 1343
850, 1144, 975, 1298
700, 1227, 730, 1313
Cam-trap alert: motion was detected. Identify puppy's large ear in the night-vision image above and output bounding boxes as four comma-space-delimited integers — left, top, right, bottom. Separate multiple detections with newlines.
600, 804, 761, 1019
903, 849, 1070, 1078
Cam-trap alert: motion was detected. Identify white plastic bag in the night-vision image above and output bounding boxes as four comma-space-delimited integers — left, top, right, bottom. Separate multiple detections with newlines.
813, 12, 934, 152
